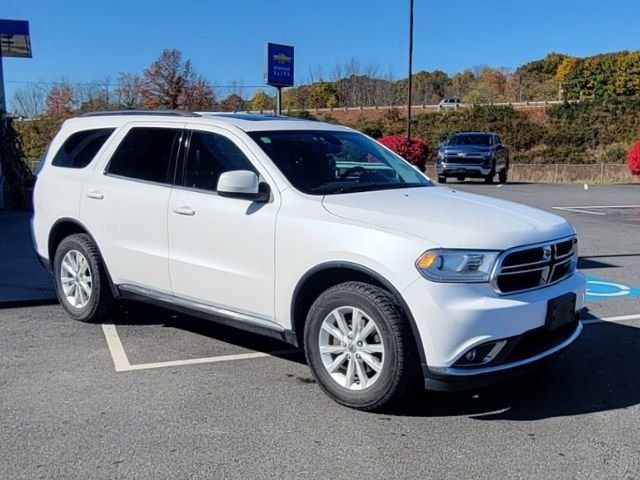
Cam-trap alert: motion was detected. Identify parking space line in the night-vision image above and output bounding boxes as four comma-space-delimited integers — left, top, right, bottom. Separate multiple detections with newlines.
582, 313, 640, 325
101, 323, 132, 372
552, 207, 606, 215
101, 322, 297, 372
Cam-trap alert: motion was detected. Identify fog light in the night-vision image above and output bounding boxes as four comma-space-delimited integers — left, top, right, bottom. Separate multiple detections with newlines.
465, 349, 477, 362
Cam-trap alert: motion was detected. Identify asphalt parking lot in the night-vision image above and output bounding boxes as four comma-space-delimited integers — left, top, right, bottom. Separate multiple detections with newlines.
1, 183, 639, 479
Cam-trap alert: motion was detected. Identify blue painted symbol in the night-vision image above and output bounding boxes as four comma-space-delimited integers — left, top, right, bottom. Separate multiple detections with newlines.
585, 275, 640, 302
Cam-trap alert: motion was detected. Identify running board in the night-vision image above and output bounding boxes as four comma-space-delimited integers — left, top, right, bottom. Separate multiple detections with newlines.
117, 284, 299, 347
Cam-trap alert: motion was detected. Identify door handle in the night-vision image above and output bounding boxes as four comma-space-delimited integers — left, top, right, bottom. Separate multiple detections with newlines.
86, 191, 104, 200
173, 206, 196, 216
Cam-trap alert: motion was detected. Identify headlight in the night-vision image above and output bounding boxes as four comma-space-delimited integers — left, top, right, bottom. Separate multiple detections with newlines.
437, 152, 445, 161
416, 249, 499, 282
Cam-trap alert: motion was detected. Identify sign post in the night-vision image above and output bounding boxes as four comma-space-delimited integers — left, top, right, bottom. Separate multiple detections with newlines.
264, 43, 294, 115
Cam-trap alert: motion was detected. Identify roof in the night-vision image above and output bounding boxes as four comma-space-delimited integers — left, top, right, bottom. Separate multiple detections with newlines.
68, 110, 351, 133
452, 131, 497, 135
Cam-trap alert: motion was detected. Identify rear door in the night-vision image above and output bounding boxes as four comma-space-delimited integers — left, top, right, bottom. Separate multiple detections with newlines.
80, 122, 184, 293
167, 126, 279, 322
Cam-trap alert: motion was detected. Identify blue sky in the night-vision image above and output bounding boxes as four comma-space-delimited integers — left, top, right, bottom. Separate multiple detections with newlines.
3, 0, 640, 101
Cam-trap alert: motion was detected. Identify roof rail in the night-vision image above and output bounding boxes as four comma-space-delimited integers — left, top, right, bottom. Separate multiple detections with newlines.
80, 110, 200, 118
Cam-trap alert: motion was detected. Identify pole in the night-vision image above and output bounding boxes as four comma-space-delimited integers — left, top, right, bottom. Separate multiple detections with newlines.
407, 0, 414, 142
276, 86, 282, 115
0, 52, 6, 113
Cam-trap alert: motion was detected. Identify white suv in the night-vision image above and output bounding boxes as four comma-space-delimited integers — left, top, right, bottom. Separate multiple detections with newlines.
32, 111, 586, 410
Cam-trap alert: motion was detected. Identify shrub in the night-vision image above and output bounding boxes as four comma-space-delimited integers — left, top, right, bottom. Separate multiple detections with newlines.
355, 119, 384, 139
378, 135, 429, 171
627, 141, 640, 176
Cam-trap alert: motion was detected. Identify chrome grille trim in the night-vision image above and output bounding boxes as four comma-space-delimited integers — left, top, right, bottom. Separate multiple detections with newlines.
490, 235, 578, 295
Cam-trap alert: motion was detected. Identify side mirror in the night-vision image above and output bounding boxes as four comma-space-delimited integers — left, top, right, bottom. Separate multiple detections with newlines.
217, 170, 269, 202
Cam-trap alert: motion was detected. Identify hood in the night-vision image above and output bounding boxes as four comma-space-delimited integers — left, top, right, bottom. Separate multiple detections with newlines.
322, 186, 574, 250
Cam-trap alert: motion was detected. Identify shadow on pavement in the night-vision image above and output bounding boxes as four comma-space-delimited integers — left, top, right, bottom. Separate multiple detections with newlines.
110, 301, 305, 361
387, 320, 640, 420
111, 301, 640, 421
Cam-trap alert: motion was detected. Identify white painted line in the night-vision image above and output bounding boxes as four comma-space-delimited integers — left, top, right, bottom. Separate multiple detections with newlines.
124, 349, 297, 371
101, 323, 132, 372
552, 206, 606, 216
556, 205, 640, 209
101, 322, 297, 373
582, 313, 640, 325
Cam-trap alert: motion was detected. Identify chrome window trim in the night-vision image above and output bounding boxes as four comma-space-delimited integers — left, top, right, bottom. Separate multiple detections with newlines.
490, 235, 577, 295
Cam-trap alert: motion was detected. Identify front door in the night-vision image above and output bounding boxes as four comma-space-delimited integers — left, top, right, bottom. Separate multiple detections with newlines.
167, 127, 279, 322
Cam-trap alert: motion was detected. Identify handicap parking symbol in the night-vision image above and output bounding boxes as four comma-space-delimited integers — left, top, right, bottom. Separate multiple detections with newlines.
586, 275, 640, 302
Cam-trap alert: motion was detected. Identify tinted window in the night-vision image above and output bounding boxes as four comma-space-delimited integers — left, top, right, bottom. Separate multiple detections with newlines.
495, 135, 502, 145
52, 128, 114, 168
448, 134, 492, 146
108, 128, 179, 184
249, 130, 430, 195
183, 131, 256, 191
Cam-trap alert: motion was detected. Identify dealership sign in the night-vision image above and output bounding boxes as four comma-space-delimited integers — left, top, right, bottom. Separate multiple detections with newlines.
265, 43, 294, 87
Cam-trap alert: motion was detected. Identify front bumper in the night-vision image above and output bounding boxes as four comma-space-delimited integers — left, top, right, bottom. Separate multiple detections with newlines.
401, 271, 586, 391
437, 163, 491, 177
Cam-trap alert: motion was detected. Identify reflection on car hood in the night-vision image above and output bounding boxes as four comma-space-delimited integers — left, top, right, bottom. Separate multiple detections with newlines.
322, 186, 574, 250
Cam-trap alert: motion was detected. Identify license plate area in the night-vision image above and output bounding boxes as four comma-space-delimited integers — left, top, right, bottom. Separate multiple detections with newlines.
545, 293, 577, 331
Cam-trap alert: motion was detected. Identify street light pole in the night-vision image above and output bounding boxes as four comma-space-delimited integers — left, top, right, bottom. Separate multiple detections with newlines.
407, 0, 414, 142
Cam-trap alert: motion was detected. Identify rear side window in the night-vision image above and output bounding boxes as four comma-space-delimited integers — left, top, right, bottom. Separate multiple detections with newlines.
183, 131, 256, 191
107, 128, 179, 184
52, 128, 114, 168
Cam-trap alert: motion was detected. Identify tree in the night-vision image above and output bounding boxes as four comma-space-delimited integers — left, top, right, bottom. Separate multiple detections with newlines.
180, 76, 216, 111
11, 84, 47, 118
219, 93, 246, 112
45, 82, 74, 117
250, 90, 273, 111
141, 49, 192, 109
117, 72, 144, 108
309, 81, 338, 108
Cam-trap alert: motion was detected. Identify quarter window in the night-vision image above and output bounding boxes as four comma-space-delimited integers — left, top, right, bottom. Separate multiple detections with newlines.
52, 128, 115, 168
107, 128, 179, 184
183, 131, 256, 191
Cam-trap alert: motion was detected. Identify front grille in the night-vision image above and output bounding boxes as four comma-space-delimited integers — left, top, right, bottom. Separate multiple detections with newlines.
444, 153, 484, 164
491, 237, 578, 294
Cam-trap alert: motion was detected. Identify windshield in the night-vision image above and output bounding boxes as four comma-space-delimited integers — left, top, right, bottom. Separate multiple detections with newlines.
248, 130, 431, 195
448, 134, 491, 146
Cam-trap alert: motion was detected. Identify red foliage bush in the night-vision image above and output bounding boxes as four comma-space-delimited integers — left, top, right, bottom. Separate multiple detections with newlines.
628, 141, 640, 176
377, 135, 429, 171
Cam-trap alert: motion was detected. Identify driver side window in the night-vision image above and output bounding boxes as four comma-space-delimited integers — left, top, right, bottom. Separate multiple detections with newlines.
183, 131, 257, 192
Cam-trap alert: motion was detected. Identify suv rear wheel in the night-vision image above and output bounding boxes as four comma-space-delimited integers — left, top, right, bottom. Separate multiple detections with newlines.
53, 234, 113, 322
304, 282, 419, 411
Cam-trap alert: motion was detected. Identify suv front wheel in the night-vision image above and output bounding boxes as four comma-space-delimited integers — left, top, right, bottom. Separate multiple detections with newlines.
53, 233, 113, 322
304, 282, 419, 411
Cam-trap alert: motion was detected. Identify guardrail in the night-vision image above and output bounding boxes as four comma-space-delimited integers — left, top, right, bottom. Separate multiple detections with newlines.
248, 99, 577, 115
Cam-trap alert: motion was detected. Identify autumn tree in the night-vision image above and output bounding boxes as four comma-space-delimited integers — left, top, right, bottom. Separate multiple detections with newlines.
250, 90, 273, 111
219, 93, 246, 112
45, 82, 74, 116
140, 49, 197, 110
309, 81, 338, 108
180, 76, 216, 111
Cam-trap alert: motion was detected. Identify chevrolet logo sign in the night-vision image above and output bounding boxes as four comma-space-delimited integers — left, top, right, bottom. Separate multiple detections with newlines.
457, 152, 466, 157
273, 53, 292, 64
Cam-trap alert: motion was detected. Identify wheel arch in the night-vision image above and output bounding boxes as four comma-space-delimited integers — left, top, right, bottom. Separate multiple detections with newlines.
290, 262, 428, 371
47, 218, 119, 297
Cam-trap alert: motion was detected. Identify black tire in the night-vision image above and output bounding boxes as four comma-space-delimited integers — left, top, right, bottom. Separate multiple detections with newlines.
498, 168, 508, 184
53, 233, 113, 323
304, 282, 420, 411
438, 175, 447, 183
484, 162, 496, 183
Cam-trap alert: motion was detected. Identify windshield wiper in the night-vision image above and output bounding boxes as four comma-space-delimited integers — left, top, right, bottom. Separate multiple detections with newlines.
325, 182, 427, 195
